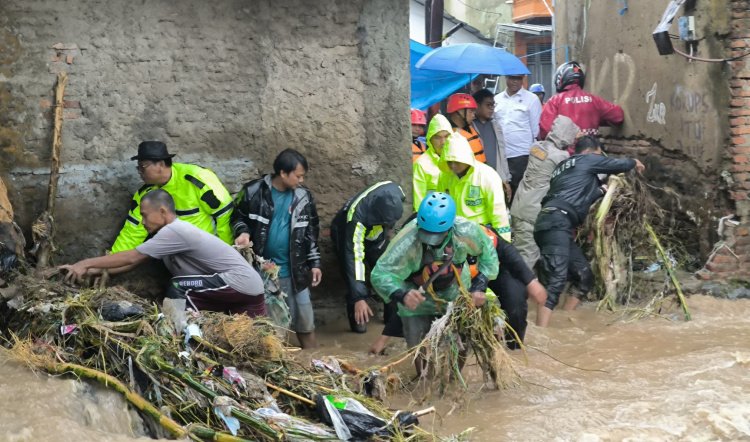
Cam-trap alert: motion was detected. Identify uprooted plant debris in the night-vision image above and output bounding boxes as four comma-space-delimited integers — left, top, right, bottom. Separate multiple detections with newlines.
0, 271, 451, 441
582, 173, 692, 320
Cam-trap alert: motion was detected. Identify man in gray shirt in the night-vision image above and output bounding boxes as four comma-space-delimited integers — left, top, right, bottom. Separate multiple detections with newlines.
472, 88, 512, 201
61, 189, 265, 318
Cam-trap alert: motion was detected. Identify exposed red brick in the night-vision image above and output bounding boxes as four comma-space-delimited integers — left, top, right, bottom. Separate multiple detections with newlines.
731, 190, 749, 199
731, 38, 748, 47
695, 269, 713, 280
730, 79, 747, 87
706, 261, 738, 273
731, 164, 750, 173
734, 154, 750, 163
39, 99, 52, 109
730, 108, 750, 117
732, 136, 747, 145
63, 100, 80, 109
66, 54, 74, 64
710, 254, 740, 264
63, 109, 81, 120
733, 147, 750, 155
737, 226, 750, 236
731, 127, 750, 136
730, 98, 750, 107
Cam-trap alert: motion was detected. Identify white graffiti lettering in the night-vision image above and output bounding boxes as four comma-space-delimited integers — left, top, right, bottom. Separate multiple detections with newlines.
646, 82, 666, 125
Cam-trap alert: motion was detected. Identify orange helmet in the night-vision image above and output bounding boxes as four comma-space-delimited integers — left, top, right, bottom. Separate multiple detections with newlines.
410, 109, 427, 126
446, 93, 477, 114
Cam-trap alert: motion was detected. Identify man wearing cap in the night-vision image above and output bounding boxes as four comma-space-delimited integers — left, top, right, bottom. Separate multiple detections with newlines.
494, 75, 543, 200
111, 141, 234, 253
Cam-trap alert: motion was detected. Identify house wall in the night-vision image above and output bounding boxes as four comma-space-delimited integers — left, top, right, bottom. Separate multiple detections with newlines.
555, 0, 737, 270
0, 0, 411, 290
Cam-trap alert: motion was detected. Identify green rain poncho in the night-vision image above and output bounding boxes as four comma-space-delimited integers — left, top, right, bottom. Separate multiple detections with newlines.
371, 217, 499, 317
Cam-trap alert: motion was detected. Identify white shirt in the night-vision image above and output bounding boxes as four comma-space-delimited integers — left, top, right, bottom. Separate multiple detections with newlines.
494, 88, 542, 159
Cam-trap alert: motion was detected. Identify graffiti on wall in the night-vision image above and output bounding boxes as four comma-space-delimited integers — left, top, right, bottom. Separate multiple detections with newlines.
670, 85, 712, 160
586, 51, 719, 165
646, 82, 667, 125
587, 52, 636, 125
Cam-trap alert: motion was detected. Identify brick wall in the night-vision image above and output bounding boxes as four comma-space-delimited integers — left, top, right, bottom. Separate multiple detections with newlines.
698, 1, 750, 281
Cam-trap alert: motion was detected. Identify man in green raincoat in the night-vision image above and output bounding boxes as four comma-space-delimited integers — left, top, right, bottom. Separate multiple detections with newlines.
371, 192, 499, 370
412, 114, 453, 211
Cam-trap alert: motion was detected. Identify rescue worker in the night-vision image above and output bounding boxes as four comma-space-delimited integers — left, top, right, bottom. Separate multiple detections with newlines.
482, 225, 547, 349
413, 114, 452, 211
436, 133, 511, 242
530, 83, 546, 104
370, 192, 499, 373
472, 88, 512, 201
231, 149, 322, 349
61, 190, 265, 320
330, 181, 406, 334
411, 109, 428, 162
539, 61, 624, 141
510, 115, 580, 270
112, 141, 233, 252
494, 74, 543, 200
535, 136, 645, 327
446, 93, 487, 164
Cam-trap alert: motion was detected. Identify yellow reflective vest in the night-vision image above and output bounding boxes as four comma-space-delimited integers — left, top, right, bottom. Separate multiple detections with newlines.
111, 163, 234, 252
437, 133, 511, 241
413, 114, 453, 211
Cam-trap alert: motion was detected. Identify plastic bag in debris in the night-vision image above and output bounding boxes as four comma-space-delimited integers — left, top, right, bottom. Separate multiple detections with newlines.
262, 272, 292, 330
0, 248, 17, 274
253, 407, 336, 441
315, 394, 419, 440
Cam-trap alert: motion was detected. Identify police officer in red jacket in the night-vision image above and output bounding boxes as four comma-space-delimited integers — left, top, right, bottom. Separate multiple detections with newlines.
539, 61, 625, 141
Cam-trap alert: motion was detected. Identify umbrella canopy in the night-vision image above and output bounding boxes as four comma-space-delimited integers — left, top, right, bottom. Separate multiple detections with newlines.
415, 43, 530, 76
409, 39, 477, 110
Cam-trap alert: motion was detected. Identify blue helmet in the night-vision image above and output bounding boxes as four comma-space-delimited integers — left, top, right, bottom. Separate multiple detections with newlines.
530, 83, 545, 94
417, 192, 456, 233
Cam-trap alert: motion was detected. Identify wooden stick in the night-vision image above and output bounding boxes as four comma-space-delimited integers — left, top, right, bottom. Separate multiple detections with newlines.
36, 72, 68, 269
412, 406, 436, 417
645, 222, 692, 321
264, 381, 315, 406
47, 71, 67, 215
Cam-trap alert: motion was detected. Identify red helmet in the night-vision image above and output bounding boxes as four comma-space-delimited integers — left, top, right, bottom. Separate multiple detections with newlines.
410, 109, 427, 125
446, 93, 477, 114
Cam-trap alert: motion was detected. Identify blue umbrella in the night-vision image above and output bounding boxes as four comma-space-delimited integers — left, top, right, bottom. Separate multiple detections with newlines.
415, 43, 530, 76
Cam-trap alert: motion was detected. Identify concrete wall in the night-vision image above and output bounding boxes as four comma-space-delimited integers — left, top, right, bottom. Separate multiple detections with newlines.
555, 0, 733, 258
444, 0, 512, 39
0, 0, 411, 276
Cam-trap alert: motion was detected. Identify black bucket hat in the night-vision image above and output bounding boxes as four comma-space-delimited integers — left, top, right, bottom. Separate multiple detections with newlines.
130, 141, 176, 161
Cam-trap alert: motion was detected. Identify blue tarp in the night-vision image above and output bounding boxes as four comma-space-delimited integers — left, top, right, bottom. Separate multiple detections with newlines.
410, 40, 476, 111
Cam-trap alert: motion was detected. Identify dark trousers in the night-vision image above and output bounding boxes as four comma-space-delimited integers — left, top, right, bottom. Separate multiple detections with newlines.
488, 268, 528, 350
331, 224, 403, 336
166, 273, 266, 318
507, 155, 529, 202
534, 212, 593, 310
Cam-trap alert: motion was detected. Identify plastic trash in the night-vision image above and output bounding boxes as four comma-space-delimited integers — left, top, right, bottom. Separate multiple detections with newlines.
312, 358, 343, 375
315, 394, 420, 440
101, 300, 145, 321
222, 366, 247, 390
60, 324, 78, 335
184, 323, 202, 346
253, 408, 336, 441
213, 396, 241, 436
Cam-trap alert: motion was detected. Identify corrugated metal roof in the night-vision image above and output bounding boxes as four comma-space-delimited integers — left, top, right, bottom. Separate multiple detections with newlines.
497, 23, 552, 35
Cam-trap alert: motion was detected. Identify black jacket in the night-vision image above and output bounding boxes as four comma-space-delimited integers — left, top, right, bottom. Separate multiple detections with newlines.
330, 181, 405, 303
231, 175, 321, 293
541, 153, 636, 226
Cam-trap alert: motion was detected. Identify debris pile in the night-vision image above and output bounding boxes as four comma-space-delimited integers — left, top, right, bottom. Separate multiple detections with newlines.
583, 174, 691, 320
0, 271, 441, 441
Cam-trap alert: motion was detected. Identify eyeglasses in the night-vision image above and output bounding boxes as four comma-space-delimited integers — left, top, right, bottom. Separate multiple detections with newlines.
136, 162, 154, 172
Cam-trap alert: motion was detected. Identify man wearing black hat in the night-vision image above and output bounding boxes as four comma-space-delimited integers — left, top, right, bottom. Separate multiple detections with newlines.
111, 141, 234, 253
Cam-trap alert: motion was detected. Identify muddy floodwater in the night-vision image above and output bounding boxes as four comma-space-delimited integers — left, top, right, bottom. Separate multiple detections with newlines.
1, 294, 749, 441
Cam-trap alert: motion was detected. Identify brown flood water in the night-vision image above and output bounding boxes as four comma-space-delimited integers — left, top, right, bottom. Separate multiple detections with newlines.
1, 294, 748, 441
